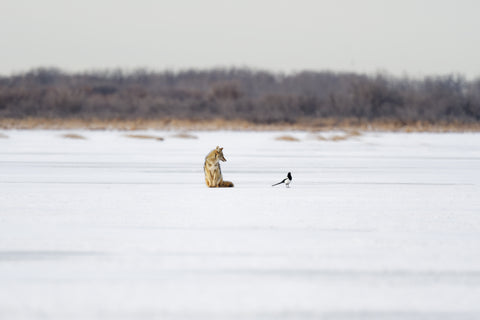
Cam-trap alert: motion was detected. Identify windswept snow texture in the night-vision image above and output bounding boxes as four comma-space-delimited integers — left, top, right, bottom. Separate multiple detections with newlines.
1, 130, 480, 320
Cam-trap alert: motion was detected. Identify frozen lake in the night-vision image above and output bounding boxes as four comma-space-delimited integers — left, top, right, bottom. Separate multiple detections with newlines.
1, 130, 480, 319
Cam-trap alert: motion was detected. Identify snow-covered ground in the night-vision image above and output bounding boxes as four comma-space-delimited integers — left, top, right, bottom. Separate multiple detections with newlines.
1, 130, 480, 320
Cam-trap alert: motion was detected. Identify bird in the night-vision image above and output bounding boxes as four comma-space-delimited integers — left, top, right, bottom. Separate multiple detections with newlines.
272, 172, 292, 188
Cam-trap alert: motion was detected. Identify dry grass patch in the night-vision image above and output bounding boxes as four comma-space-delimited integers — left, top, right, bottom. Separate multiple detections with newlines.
275, 135, 300, 142
347, 130, 362, 137
311, 130, 362, 142
170, 132, 198, 139
125, 134, 164, 141
311, 134, 333, 141
61, 133, 87, 140
330, 135, 349, 141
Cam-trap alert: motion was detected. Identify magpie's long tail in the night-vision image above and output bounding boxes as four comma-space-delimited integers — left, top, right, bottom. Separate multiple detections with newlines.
272, 180, 285, 187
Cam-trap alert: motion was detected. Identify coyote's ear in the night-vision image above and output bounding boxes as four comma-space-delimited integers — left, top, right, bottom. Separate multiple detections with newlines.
220, 147, 223, 151
216, 146, 220, 150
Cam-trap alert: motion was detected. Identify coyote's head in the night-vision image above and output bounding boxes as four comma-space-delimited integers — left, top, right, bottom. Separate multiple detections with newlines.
215, 146, 227, 162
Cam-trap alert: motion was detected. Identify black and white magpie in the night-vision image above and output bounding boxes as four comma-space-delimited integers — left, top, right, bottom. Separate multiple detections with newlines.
272, 172, 292, 188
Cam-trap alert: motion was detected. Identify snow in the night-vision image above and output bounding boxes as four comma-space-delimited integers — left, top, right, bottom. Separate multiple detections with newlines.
1, 130, 480, 319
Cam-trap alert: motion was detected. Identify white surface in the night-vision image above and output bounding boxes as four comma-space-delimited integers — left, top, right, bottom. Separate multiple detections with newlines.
1, 130, 480, 319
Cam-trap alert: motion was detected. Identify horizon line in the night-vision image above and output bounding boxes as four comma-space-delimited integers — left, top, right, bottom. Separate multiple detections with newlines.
1, 65, 479, 81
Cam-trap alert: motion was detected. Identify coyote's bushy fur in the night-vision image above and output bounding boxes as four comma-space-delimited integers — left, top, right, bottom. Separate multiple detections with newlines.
204, 146, 234, 187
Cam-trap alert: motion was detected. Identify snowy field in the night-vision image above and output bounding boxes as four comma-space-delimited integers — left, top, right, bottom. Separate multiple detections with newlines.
1, 130, 480, 320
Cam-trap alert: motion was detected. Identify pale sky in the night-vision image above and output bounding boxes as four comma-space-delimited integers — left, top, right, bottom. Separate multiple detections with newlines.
1, 0, 479, 78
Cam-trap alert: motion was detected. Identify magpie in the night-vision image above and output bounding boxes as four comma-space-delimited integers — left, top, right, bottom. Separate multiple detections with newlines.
272, 172, 292, 188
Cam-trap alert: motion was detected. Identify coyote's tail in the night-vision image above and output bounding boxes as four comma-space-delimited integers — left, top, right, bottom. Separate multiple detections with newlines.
220, 181, 234, 187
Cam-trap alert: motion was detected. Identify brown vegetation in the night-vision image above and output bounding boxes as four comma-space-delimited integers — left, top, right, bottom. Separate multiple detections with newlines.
0, 67, 479, 132
124, 134, 164, 141
275, 135, 300, 142
170, 132, 198, 139
61, 133, 87, 140
309, 130, 363, 142
1, 117, 480, 132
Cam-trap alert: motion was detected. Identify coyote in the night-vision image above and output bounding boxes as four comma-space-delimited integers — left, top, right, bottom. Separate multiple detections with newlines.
204, 146, 234, 187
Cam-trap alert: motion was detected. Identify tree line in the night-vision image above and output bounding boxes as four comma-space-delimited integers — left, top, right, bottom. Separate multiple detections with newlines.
0, 67, 479, 125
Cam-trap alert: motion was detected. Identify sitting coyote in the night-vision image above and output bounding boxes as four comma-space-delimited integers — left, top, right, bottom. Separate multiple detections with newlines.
204, 146, 234, 187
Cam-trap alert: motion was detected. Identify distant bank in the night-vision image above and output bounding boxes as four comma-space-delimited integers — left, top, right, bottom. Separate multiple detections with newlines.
1, 68, 479, 131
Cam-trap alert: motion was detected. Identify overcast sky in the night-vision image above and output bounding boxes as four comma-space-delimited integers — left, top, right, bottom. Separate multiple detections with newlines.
1, 0, 479, 78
